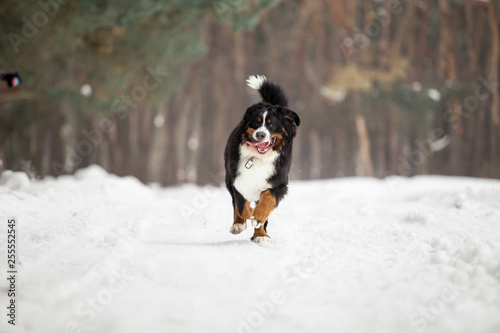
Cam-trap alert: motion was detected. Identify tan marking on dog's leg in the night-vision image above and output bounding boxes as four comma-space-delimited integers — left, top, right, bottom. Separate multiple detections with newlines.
231, 202, 255, 235
252, 190, 276, 228
252, 224, 270, 243
237, 200, 255, 221
230, 205, 247, 235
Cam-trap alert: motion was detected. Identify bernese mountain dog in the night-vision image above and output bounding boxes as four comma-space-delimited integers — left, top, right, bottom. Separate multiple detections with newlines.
224, 75, 300, 243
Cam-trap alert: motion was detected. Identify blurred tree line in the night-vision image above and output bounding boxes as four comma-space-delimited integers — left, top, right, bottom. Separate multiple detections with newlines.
0, 0, 499, 185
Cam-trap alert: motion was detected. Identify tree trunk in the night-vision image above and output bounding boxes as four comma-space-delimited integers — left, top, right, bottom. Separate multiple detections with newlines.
354, 94, 374, 177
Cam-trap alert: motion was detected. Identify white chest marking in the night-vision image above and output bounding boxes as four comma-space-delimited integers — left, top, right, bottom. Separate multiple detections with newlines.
234, 144, 278, 202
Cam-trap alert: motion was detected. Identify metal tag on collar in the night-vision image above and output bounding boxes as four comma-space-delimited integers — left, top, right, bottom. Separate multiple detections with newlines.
245, 158, 254, 169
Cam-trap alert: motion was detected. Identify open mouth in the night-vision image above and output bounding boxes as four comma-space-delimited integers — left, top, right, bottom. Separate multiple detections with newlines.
246, 137, 277, 155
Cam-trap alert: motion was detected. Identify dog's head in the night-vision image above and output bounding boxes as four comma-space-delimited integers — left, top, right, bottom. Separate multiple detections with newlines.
241, 102, 300, 155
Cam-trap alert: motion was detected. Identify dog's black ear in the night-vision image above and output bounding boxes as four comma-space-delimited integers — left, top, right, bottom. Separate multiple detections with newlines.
241, 106, 254, 124
284, 109, 300, 127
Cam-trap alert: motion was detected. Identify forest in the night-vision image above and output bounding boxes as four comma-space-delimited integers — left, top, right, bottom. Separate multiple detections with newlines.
1, 0, 499, 185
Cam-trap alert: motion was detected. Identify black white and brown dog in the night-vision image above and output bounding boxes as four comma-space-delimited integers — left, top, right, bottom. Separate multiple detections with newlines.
224, 75, 300, 243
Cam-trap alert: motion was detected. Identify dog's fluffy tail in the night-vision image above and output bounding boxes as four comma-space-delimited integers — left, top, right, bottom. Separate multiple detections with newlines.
246, 75, 288, 107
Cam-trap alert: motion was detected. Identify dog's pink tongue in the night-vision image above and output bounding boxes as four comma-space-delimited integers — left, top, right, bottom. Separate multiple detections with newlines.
247, 141, 268, 149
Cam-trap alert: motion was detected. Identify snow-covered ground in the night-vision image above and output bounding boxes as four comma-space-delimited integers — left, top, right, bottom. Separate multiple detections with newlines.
1, 165, 500, 333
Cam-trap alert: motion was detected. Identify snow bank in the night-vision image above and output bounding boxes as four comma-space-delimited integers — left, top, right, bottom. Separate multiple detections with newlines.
0, 170, 31, 190
0, 166, 499, 333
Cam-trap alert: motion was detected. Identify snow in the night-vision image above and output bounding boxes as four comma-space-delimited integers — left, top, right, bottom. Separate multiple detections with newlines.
79, 84, 92, 97
0, 171, 31, 190
427, 89, 441, 102
412, 82, 422, 92
1, 165, 500, 333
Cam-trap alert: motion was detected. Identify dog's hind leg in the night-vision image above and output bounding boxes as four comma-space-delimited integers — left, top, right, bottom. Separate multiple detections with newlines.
250, 190, 277, 243
251, 220, 270, 243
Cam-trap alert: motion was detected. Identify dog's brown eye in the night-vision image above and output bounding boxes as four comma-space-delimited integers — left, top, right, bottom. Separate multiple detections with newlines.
257, 118, 262, 123
267, 119, 271, 124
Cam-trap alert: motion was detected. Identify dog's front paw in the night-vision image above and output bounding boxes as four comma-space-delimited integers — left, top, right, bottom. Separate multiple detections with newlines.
246, 216, 262, 229
251, 219, 262, 229
230, 223, 247, 235
252, 236, 271, 243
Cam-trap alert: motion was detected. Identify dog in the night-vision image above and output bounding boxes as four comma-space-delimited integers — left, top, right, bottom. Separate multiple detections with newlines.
224, 75, 300, 243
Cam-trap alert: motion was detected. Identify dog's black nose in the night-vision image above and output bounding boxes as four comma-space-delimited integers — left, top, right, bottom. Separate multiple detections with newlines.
255, 131, 267, 141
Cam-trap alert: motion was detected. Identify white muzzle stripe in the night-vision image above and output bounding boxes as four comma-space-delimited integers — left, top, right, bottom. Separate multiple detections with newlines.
253, 111, 270, 142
